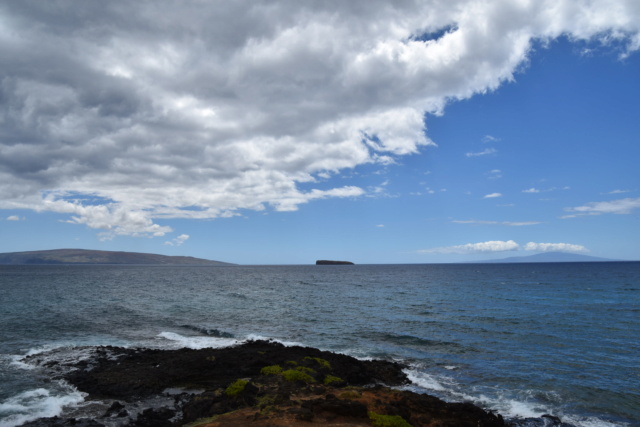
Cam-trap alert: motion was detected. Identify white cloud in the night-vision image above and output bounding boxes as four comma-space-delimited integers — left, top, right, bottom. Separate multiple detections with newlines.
563, 197, 640, 217
0, 1, 639, 238
484, 193, 503, 199
7, 215, 23, 221
466, 148, 497, 157
421, 240, 588, 254
523, 242, 588, 253
453, 220, 541, 226
164, 234, 190, 246
487, 169, 502, 180
421, 240, 519, 254
523, 186, 570, 194
482, 135, 500, 143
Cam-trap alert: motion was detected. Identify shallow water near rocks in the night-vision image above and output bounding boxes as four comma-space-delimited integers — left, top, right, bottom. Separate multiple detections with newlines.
0, 262, 638, 426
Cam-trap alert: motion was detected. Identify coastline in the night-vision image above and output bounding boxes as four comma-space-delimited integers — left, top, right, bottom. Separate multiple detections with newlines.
19, 340, 505, 427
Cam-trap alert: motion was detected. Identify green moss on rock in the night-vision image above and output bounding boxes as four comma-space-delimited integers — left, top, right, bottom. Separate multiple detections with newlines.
304, 356, 332, 370
225, 379, 248, 397
260, 364, 283, 375
323, 374, 343, 385
369, 411, 413, 427
282, 369, 315, 383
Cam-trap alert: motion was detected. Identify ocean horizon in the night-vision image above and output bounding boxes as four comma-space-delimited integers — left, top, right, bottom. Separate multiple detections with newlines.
1, 262, 638, 426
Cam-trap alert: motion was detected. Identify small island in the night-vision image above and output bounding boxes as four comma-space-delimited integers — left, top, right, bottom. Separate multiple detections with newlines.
316, 260, 355, 265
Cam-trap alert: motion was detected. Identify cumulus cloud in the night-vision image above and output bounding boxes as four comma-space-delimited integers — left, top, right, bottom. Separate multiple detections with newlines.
165, 234, 190, 246
1, 1, 639, 238
421, 240, 520, 254
523, 186, 570, 193
523, 242, 588, 253
6, 215, 23, 221
563, 197, 640, 217
421, 240, 588, 254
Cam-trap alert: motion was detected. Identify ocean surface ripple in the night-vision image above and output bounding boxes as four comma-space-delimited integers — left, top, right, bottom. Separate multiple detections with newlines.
0, 262, 638, 426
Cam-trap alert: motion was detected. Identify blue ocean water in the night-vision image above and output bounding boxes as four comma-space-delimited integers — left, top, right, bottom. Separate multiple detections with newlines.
0, 262, 638, 426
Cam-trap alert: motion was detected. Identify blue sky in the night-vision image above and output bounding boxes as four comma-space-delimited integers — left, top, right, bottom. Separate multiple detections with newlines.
0, 2, 639, 264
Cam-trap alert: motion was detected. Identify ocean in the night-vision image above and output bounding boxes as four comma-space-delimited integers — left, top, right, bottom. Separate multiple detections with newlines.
0, 262, 638, 426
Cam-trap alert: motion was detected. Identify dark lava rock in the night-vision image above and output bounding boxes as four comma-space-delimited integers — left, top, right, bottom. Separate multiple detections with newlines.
61, 340, 407, 401
19, 417, 106, 427
24, 340, 507, 427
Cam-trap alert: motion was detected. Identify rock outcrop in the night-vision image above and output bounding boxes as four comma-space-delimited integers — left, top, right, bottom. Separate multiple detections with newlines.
23, 340, 505, 426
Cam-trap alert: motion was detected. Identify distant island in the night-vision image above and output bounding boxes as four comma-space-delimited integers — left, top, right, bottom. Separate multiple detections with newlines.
480, 252, 616, 264
316, 260, 354, 265
0, 249, 234, 265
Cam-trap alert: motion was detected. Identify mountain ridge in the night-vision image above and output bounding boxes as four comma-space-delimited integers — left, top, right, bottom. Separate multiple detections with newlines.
0, 249, 234, 265
479, 251, 617, 263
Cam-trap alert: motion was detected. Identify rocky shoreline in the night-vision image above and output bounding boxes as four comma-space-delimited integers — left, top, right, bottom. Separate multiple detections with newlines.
21, 340, 506, 426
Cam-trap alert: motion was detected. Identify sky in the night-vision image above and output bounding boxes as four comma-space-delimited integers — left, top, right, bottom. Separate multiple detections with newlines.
0, 1, 639, 265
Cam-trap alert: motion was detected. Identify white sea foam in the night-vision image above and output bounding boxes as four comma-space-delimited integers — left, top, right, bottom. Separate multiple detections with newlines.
158, 331, 308, 350
404, 369, 448, 392
404, 368, 559, 423
560, 416, 630, 427
245, 334, 304, 347
0, 386, 85, 427
157, 331, 238, 349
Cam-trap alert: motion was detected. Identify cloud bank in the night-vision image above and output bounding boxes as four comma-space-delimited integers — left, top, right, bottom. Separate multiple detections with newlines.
1, 1, 639, 238
563, 197, 640, 217
421, 240, 588, 254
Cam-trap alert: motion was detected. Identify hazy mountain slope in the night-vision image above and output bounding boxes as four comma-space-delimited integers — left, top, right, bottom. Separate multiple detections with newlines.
480, 252, 615, 263
0, 249, 234, 265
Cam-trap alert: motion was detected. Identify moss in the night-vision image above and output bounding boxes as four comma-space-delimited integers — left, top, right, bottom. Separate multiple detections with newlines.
285, 360, 298, 366
282, 369, 315, 383
369, 412, 412, 427
304, 356, 332, 370
294, 366, 316, 375
323, 374, 343, 385
339, 390, 361, 399
225, 379, 249, 397
260, 364, 283, 375
257, 394, 277, 408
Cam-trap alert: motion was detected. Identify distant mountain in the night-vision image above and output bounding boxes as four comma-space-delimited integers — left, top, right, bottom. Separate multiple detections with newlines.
481, 251, 616, 263
0, 249, 234, 265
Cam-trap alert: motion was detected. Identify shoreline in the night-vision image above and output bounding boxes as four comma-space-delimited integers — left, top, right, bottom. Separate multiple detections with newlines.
19, 340, 506, 427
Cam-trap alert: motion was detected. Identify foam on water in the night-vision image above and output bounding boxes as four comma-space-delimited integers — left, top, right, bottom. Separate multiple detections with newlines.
157, 331, 238, 349
404, 369, 449, 392
157, 331, 306, 350
0, 386, 85, 427
405, 367, 629, 427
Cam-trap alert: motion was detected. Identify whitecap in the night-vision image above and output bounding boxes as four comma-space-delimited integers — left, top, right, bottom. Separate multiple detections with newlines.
245, 334, 304, 347
157, 331, 238, 349
404, 369, 448, 392
560, 415, 630, 427
0, 386, 85, 427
